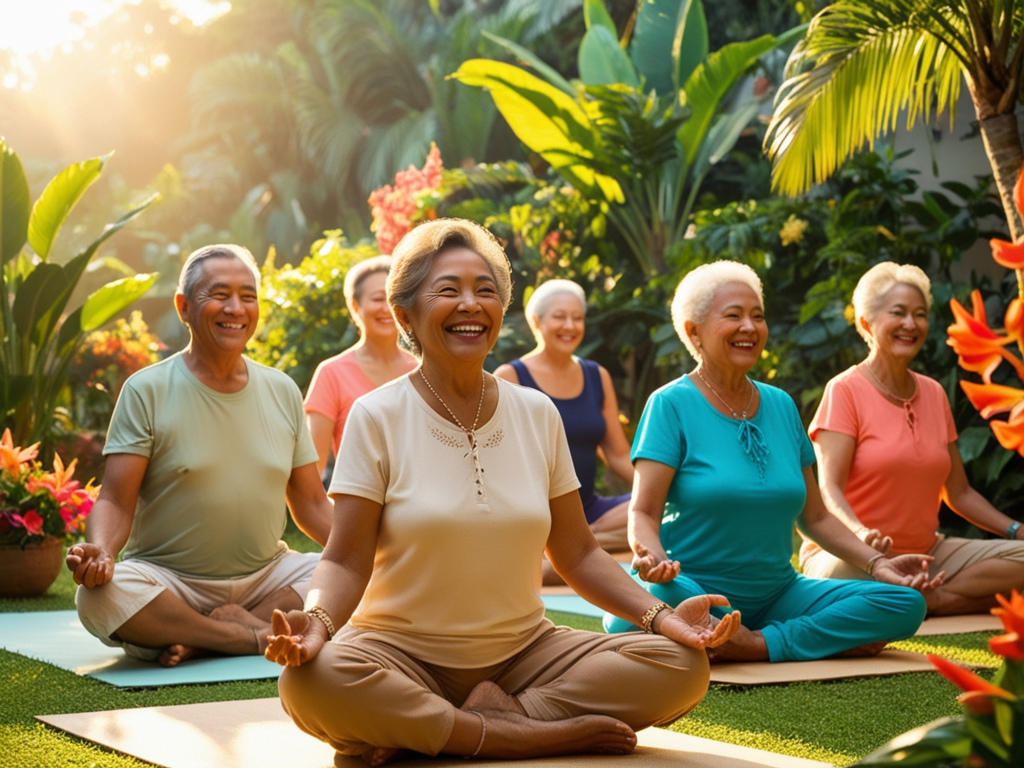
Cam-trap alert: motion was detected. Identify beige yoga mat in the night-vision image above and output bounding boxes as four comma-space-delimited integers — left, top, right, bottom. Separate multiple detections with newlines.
915, 613, 1003, 636
709, 649, 937, 685
38, 697, 832, 768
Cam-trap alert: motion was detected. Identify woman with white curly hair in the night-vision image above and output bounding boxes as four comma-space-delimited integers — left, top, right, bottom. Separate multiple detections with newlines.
801, 261, 1024, 615
496, 280, 633, 564
605, 260, 938, 662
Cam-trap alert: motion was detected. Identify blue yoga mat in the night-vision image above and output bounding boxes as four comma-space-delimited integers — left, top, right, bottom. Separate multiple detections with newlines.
539, 594, 605, 619
0, 611, 281, 687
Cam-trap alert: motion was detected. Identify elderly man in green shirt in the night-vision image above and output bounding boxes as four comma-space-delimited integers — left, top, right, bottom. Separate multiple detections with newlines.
66, 244, 333, 666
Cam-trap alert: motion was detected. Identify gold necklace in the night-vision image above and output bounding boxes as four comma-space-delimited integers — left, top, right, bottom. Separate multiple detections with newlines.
695, 368, 755, 419
861, 363, 917, 430
420, 368, 488, 503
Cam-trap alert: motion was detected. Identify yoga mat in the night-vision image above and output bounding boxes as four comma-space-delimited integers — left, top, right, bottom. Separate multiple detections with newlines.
709, 650, 938, 685
0, 610, 280, 687
915, 614, 1003, 636
38, 697, 833, 768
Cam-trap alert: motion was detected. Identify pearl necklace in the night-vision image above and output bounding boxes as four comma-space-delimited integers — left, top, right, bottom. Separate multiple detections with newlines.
420, 368, 488, 503
861, 363, 917, 430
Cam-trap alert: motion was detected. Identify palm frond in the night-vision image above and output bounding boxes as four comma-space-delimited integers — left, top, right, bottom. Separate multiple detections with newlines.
765, 1, 966, 197
188, 53, 289, 130
357, 110, 439, 194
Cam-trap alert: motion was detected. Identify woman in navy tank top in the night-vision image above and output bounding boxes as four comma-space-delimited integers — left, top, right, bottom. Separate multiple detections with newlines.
496, 280, 633, 580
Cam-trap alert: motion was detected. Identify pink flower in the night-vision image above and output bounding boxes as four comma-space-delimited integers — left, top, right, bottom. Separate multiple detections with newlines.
368, 144, 444, 254
11, 510, 44, 535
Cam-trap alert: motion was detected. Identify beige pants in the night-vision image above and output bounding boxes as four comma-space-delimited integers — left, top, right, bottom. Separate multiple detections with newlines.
76, 550, 320, 660
801, 535, 1024, 582
279, 621, 709, 757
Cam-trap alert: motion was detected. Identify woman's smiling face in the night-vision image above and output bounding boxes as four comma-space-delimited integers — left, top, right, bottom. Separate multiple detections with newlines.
864, 282, 929, 363
692, 281, 767, 374
399, 246, 504, 364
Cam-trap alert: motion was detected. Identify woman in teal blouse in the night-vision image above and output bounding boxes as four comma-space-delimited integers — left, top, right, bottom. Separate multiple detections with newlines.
604, 261, 939, 662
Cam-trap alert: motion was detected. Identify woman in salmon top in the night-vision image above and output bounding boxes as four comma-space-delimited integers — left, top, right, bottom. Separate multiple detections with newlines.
802, 261, 1024, 614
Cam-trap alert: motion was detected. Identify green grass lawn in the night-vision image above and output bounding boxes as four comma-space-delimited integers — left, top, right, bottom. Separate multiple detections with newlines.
0, 538, 995, 767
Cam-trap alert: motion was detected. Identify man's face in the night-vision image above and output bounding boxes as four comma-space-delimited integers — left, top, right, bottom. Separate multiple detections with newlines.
177, 256, 259, 357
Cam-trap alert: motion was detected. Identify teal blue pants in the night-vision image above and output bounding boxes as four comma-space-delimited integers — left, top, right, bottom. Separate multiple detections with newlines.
603, 573, 926, 662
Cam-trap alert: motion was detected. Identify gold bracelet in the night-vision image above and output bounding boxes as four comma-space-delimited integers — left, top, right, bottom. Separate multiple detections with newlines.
640, 602, 671, 634
305, 606, 336, 640
864, 553, 886, 577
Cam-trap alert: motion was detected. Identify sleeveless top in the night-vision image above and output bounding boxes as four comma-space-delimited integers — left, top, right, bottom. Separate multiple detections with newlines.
509, 358, 605, 504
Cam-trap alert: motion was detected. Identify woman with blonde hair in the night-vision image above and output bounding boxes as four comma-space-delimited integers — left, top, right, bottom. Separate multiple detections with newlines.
265, 219, 739, 764
304, 255, 417, 474
801, 261, 1024, 614
496, 279, 632, 559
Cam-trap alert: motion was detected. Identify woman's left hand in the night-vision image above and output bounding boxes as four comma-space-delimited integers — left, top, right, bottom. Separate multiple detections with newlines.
872, 555, 945, 592
657, 594, 741, 650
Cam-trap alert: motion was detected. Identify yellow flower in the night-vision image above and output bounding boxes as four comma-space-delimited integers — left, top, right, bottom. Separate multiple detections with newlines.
779, 215, 808, 246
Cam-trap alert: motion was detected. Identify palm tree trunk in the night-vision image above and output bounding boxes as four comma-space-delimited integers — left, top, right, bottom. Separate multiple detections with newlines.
978, 112, 1024, 240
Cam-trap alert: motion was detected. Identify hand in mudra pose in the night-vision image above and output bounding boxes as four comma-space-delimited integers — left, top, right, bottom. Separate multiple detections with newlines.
265, 609, 328, 667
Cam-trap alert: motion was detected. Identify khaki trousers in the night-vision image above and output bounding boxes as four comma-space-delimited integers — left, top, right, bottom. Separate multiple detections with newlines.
279, 621, 709, 757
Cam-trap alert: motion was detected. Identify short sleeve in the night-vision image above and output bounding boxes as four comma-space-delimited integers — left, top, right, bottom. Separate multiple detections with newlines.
290, 381, 320, 469
631, 387, 684, 469
809, 375, 859, 442
547, 402, 581, 499
102, 382, 153, 457
304, 358, 341, 420
328, 401, 389, 503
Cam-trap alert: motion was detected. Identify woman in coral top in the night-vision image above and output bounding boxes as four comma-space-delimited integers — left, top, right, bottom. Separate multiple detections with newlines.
304, 256, 418, 475
802, 262, 1024, 614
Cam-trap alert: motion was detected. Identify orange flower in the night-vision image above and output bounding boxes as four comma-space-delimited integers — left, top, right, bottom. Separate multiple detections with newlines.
960, 381, 1024, 418
947, 291, 1024, 383
929, 654, 1017, 703
990, 238, 1024, 270
1007, 299, 1024, 340
990, 407, 1024, 456
0, 428, 39, 478
990, 591, 1024, 662
1013, 159, 1024, 219
26, 452, 80, 499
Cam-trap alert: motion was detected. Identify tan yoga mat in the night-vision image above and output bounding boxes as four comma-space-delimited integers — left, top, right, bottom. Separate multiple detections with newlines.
709, 649, 936, 685
915, 613, 1003, 636
38, 697, 833, 768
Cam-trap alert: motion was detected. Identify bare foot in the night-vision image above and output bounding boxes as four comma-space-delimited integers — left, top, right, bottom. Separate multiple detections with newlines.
358, 747, 412, 767
706, 625, 769, 662
209, 604, 271, 653
476, 710, 636, 758
835, 640, 888, 658
158, 643, 207, 667
461, 680, 527, 716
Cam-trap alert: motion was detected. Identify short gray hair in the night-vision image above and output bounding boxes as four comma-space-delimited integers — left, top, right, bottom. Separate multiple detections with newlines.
671, 260, 764, 362
177, 244, 260, 302
525, 279, 586, 325
387, 218, 512, 354
344, 255, 392, 331
852, 262, 932, 346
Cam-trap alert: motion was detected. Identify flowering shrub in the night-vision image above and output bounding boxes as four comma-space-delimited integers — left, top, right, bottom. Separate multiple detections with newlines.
856, 591, 1024, 766
948, 164, 1024, 457
67, 311, 166, 432
368, 143, 443, 254
0, 429, 99, 548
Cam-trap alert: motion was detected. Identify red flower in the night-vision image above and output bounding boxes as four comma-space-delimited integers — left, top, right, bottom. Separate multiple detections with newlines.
929, 654, 1016, 706
960, 381, 1024, 419
990, 407, 1024, 456
989, 590, 1024, 661
948, 291, 1024, 383
990, 238, 1024, 270
11, 510, 44, 535
368, 144, 444, 255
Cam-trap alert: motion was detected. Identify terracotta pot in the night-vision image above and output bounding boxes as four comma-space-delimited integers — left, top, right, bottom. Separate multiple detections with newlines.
0, 536, 64, 598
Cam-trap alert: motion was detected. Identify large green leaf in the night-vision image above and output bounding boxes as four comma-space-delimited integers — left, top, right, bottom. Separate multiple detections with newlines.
583, 0, 616, 34
678, 34, 778, 166
579, 26, 639, 87
11, 263, 68, 348
691, 97, 764, 180
629, 0, 692, 95
481, 31, 575, 96
0, 140, 30, 264
673, 0, 708, 94
852, 716, 971, 766
80, 273, 159, 332
27, 153, 109, 261
449, 59, 623, 202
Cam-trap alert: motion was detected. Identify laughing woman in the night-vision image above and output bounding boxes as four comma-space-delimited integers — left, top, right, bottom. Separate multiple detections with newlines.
495, 280, 633, 556
800, 262, 1024, 615
265, 219, 739, 764
605, 261, 936, 662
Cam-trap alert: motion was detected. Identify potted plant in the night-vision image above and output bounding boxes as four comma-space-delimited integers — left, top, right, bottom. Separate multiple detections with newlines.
0, 428, 99, 598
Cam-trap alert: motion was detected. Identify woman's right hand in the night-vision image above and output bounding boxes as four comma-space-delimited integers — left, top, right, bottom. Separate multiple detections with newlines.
264, 609, 328, 667
632, 542, 681, 584
858, 527, 893, 555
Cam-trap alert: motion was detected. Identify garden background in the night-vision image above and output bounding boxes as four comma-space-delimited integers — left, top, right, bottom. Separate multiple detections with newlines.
1, 0, 1024, 766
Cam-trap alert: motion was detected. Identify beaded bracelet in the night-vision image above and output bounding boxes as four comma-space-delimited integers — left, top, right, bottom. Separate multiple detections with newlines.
305, 606, 336, 640
640, 602, 671, 634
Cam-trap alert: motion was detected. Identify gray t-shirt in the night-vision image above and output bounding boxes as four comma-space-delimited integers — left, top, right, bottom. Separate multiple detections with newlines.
104, 353, 319, 578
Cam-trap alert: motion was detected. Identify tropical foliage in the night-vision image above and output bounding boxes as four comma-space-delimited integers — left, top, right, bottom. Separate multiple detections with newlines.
765, 0, 1024, 240
0, 140, 159, 454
